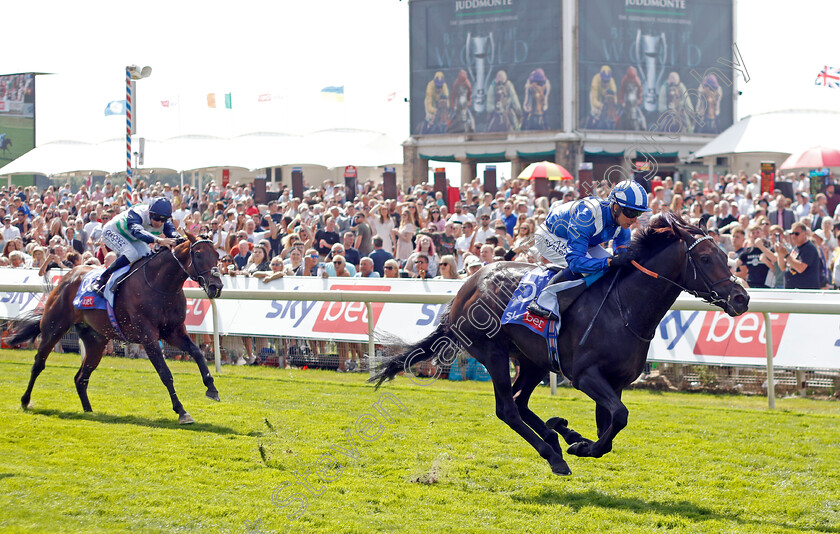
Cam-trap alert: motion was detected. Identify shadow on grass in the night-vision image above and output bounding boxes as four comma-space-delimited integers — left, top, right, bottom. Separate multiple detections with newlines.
513, 488, 840, 533
27, 408, 242, 435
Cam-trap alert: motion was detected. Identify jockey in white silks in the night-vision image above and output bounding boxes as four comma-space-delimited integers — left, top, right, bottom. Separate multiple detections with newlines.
527, 180, 651, 321
91, 197, 181, 295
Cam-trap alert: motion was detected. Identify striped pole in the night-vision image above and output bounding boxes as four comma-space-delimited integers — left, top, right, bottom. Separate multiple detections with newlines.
125, 67, 133, 207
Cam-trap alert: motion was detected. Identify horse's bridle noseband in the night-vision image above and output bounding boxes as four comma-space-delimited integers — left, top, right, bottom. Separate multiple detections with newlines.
631, 233, 738, 309
170, 239, 221, 289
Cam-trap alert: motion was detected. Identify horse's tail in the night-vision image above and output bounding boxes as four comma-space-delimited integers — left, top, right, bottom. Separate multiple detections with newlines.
5, 309, 43, 346
368, 304, 460, 389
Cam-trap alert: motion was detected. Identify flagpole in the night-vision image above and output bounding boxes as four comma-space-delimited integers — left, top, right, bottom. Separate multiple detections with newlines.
125, 65, 152, 207
125, 67, 133, 206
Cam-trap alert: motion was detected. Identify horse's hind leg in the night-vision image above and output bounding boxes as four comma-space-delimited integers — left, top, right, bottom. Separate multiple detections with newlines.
144, 340, 193, 424
477, 345, 571, 476
165, 325, 219, 401
21, 315, 74, 409
74, 325, 108, 412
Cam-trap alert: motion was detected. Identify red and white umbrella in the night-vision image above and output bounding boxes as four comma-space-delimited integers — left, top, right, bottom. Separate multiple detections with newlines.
517, 161, 574, 181
780, 146, 840, 170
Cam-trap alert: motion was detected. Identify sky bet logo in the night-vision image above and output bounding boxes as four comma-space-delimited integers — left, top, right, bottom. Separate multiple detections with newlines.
183, 279, 210, 326
312, 285, 390, 336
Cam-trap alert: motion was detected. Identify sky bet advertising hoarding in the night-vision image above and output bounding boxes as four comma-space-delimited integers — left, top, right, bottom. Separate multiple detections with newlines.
579, 0, 734, 135
409, 0, 562, 136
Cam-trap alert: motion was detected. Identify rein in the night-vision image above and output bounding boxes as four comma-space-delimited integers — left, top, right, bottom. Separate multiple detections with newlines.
609, 233, 734, 344
629, 234, 733, 308
142, 239, 218, 295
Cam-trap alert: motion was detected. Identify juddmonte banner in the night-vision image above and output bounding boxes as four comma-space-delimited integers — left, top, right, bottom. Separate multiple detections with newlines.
0, 270, 838, 370
409, 0, 562, 135
579, 0, 734, 134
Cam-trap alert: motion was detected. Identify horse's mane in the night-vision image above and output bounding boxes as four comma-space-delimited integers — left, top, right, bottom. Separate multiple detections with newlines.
627, 212, 704, 258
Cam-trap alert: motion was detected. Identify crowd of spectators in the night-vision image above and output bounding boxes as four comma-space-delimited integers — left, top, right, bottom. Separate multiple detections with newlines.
0, 169, 836, 292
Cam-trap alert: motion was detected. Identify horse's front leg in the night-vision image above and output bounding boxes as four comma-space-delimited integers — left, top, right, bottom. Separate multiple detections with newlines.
165, 326, 220, 401
144, 339, 194, 424
565, 368, 628, 458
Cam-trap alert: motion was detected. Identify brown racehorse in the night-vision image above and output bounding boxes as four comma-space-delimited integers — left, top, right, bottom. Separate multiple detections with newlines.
7, 232, 223, 424
371, 213, 749, 475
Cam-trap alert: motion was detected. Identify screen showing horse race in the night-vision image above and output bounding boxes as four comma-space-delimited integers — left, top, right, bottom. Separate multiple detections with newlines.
0, 73, 35, 166
578, 0, 734, 135
409, 0, 562, 136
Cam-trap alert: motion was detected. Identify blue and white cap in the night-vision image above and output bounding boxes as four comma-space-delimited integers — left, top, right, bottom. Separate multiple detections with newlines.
609, 180, 651, 212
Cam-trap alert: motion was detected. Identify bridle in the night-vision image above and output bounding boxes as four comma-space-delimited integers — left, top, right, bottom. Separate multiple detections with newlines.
601, 231, 737, 344
169, 238, 221, 289
630, 232, 738, 308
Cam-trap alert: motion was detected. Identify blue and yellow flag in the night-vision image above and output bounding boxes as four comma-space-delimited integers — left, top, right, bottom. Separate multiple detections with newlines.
320, 85, 345, 102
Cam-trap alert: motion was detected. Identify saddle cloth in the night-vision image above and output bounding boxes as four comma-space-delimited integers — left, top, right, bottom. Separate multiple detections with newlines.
73, 266, 132, 340
501, 267, 563, 372
73, 265, 131, 310
501, 266, 606, 373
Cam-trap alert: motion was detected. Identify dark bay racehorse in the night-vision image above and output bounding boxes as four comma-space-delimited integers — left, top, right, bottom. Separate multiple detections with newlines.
7, 233, 223, 424
372, 213, 749, 475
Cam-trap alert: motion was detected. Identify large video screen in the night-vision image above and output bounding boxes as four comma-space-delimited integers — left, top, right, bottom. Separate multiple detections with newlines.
0, 73, 35, 165
579, 0, 734, 135
409, 0, 562, 136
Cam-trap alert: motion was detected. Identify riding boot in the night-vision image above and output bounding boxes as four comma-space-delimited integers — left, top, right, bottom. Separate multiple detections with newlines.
91, 255, 130, 296
526, 268, 587, 321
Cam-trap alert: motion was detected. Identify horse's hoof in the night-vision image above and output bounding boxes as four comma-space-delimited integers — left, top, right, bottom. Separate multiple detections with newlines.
550, 460, 572, 476
206, 391, 220, 402
546, 417, 568, 430
21, 402, 29, 411
567, 441, 591, 457
83, 408, 93, 413
179, 413, 195, 425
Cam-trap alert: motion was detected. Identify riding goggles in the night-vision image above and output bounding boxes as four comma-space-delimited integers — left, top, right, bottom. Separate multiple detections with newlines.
150, 214, 169, 223
620, 206, 644, 219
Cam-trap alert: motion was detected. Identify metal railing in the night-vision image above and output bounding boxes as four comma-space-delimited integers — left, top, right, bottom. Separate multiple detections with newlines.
2, 282, 839, 409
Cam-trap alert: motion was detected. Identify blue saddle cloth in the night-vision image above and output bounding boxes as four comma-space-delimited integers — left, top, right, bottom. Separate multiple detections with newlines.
73, 266, 131, 340
502, 266, 606, 373
502, 267, 562, 372
73, 268, 110, 310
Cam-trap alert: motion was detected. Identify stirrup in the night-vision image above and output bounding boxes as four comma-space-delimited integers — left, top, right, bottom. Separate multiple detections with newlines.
91, 278, 107, 295
527, 301, 559, 321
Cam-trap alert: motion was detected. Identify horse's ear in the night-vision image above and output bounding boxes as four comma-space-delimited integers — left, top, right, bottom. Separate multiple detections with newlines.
698, 213, 711, 233
185, 231, 197, 244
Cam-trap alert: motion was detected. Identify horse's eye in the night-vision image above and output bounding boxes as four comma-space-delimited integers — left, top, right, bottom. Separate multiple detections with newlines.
700, 255, 712, 264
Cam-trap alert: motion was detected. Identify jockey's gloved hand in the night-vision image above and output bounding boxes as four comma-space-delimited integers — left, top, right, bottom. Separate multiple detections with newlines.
610, 249, 639, 269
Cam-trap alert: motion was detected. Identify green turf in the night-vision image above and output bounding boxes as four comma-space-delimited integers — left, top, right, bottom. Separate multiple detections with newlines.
0, 115, 34, 161
0, 349, 838, 533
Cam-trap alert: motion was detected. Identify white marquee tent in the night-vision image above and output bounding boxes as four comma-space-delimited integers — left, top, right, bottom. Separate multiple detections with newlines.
0, 129, 404, 176
694, 109, 840, 159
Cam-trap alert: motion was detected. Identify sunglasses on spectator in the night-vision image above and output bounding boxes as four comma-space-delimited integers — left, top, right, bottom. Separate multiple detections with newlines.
620, 206, 644, 219
270, 262, 282, 267
221, 258, 233, 263
791, 231, 801, 236
384, 266, 396, 270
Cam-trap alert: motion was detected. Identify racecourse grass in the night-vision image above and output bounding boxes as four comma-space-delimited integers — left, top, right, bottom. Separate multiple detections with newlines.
0, 115, 34, 161
0, 350, 838, 533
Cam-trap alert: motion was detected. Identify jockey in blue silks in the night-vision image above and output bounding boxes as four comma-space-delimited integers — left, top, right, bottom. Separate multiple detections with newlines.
526, 180, 651, 321
92, 197, 181, 295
